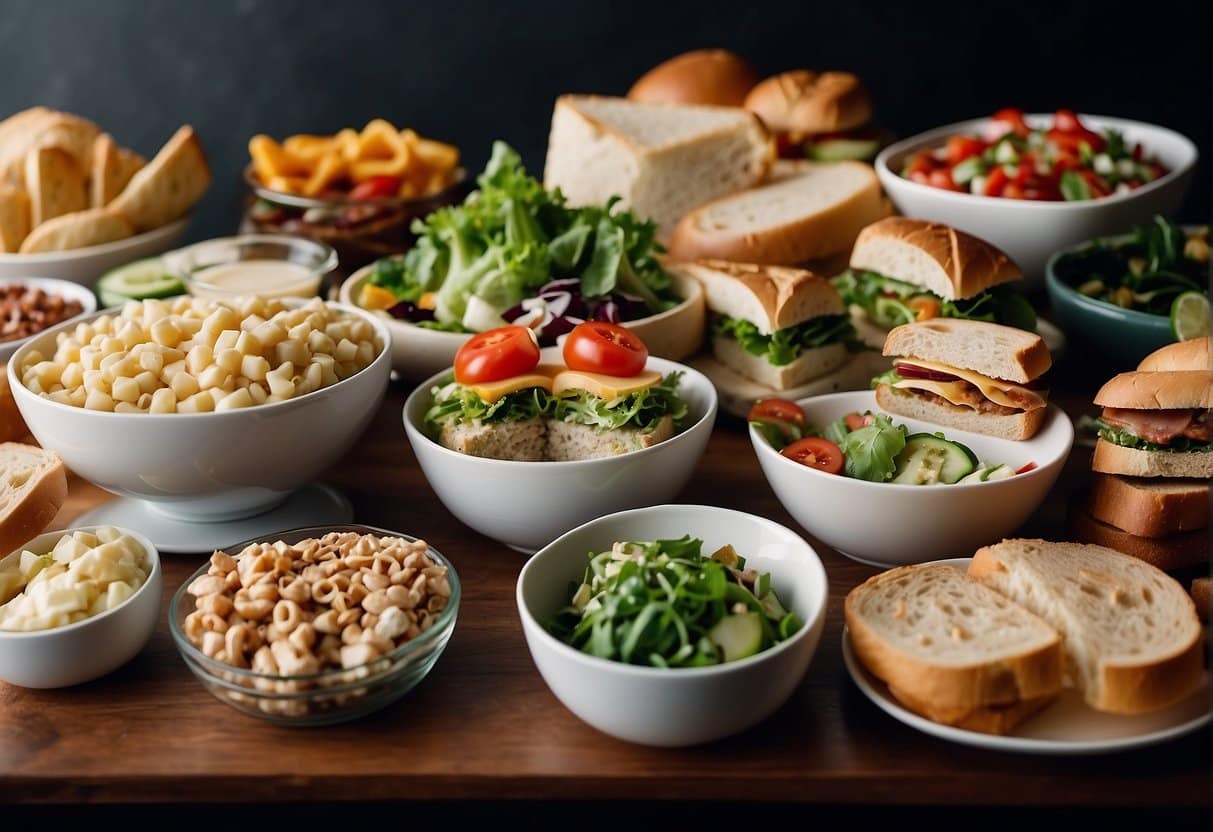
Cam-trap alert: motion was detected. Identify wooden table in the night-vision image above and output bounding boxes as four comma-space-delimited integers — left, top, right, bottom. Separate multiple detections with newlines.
2, 375, 1209, 809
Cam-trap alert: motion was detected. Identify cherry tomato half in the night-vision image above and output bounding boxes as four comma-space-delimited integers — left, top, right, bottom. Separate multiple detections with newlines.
991, 107, 1029, 138
748, 398, 808, 429
844, 412, 875, 432
1015, 461, 1038, 475
454, 325, 540, 384
563, 321, 648, 377
348, 175, 403, 201
781, 437, 845, 475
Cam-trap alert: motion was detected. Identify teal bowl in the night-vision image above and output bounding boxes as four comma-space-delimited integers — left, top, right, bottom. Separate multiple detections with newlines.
1045, 238, 1179, 369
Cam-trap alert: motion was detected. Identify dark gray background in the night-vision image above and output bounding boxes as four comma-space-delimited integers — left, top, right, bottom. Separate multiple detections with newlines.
2, 0, 1208, 241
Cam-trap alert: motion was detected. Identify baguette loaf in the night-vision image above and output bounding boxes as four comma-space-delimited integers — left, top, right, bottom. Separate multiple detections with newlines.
666, 259, 843, 333
1068, 504, 1208, 572
882, 319, 1051, 383
1091, 439, 1213, 479
1086, 474, 1208, 538
0, 442, 67, 558
1138, 337, 1210, 372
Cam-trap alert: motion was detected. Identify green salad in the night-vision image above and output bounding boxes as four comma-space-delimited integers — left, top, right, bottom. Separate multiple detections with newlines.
831, 269, 1037, 332
546, 536, 801, 668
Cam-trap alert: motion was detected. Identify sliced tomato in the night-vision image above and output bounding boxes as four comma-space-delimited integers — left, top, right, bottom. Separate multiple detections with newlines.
1078, 170, 1112, 198
927, 168, 961, 191
991, 107, 1030, 138
781, 437, 845, 475
749, 398, 807, 428
844, 412, 874, 431
1052, 109, 1083, 133
946, 135, 985, 165
562, 321, 648, 377
1002, 182, 1026, 199
983, 166, 1009, 196
454, 325, 540, 384
905, 152, 937, 178
1015, 461, 1038, 475
348, 175, 403, 201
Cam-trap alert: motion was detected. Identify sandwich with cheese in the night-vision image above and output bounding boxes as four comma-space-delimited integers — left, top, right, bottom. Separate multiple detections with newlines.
834, 217, 1036, 348
874, 319, 1051, 440
1091, 370, 1212, 479
743, 69, 885, 162
669, 260, 855, 391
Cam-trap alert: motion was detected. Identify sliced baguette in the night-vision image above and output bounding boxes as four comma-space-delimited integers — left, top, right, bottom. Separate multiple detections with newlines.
546, 416, 674, 461
0, 443, 68, 558
874, 383, 1047, 441
712, 336, 848, 390
882, 319, 1051, 384
543, 95, 771, 237
1068, 503, 1208, 572
1091, 438, 1213, 479
846, 563, 1064, 712
666, 259, 843, 333
969, 539, 1204, 715
667, 159, 887, 264
1086, 474, 1208, 538
107, 125, 210, 231
438, 419, 546, 461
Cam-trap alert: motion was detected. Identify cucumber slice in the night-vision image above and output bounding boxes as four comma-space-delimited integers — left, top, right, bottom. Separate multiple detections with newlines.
892, 433, 977, 485
873, 296, 916, 328
708, 612, 764, 662
807, 137, 882, 162
97, 258, 185, 307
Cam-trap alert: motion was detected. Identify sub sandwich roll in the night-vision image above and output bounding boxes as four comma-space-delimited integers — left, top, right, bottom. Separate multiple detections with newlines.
744, 70, 881, 161
874, 319, 1051, 440
1092, 370, 1213, 479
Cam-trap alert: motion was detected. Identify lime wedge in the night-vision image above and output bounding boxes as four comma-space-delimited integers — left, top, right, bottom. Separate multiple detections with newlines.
1170, 291, 1210, 341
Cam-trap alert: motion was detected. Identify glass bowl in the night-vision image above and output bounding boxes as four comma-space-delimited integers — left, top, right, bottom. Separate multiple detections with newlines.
164, 234, 338, 301
168, 524, 460, 726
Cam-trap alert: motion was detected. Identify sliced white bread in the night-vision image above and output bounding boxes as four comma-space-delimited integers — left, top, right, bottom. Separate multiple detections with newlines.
1091, 438, 1213, 479
1086, 474, 1208, 538
667, 159, 887, 264
0, 442, 68, 558
665, 259, 843, 334
713, 337, 848, 390
1138, 337, 1211, 372
874, 383, 1047, 442
849, 216, 1021, 300
846, 563, 1064, 714
546, 416, 674, 461
1068, 503, 1208, 572
543, 95, 771, 237
883, 319, 1051, 384
969, 539, 1204, 715
439, 419, 547, 461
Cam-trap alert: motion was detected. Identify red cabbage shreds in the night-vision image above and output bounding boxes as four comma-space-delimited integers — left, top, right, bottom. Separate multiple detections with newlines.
501, 302, 528, 322
387, 301, 437, 322
609, 293, 651, 321
593, 301, 620, 322
543, 316, 583, 341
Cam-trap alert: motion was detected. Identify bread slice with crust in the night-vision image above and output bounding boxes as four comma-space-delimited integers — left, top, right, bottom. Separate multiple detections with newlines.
1069, 503, 1208, 572
1091, 438, 1213, 479
849, 216, 1021, 300
1138, 337, 1210, 372
667, 259, 843, 333
1086, 474, 1208, 537
887, 683, 1054, 736
107, 125, 210, 231
883, 319, 1051, 383
874, 384, 1046, 441
969, 539, 1204, 715
0, 443, 68, 558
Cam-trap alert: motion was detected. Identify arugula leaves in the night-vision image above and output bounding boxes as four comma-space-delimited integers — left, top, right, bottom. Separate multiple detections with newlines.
554, 372, 687, 433
1094, 418, 1213, 453
713, 315, 855, 366
831, 270, 1037, 332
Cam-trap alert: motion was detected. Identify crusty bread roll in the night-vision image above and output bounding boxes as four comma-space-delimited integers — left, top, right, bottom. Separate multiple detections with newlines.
666, 259, 843, 333
1094, 370, 1212, 410
628, 49, 759, 108
969, 539, 1204, 715
744, 70, 871, 134
1091, 438, 1213, 479
849, 217, 1021, 300
882, 319, 1051, 384
874, 384, 1047, 441
0, 442, 68, 558
1069, 503, 1208, 572
1138, 337, 1211, 372
667, 159, 887, 264
1086, 474, 1208, 538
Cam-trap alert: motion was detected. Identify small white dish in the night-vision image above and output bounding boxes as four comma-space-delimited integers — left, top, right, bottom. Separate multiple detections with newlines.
0, 217, 190, 287
517, 504, 828, 746
751, 390, 1074, 567
842, 558, 1212, 755
0, 525, 161, 688
0, 276, 97, 365
876, 115, 1197, 287
74, 482, 353, 554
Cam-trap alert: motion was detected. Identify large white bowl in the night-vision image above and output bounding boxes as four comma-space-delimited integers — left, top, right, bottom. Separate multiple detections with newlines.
8, 302, 391, 521
0, 217, 190, 287
341, 264, 706, 381
516, 504, 828, 746
0, 276, 97, 365
0, 525, 161, 688
751, 391, 1073, 567
403, 352, 717, 552
875, 115, 1197, 287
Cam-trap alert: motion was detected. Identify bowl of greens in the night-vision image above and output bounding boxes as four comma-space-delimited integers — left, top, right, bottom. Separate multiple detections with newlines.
1046, 217, 1209, 367
516, 504, 827, 747
341, 141, 705, 380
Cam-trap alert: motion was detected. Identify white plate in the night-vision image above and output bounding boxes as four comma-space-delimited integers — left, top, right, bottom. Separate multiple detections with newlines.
842, 558, 1212, 755
0, 217, 189, 286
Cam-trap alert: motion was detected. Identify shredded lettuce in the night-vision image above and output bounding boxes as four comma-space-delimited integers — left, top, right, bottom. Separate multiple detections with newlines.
1093, 418, 1213, 453
554, 372, 687, 433
713, 315, 854, 366
424, 382, 554, 433
832, 269, 1037, 332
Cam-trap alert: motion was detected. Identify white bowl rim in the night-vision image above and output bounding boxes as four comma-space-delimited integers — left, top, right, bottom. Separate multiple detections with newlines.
403, 354, 718, 469
0, 524, 161, 641
0, 276, 99, 354
750, 390, 1074, 491
0, 216, 190, 263
876, 113, 1198, 212
516, 503, 828, 677
6, 298, 391, 421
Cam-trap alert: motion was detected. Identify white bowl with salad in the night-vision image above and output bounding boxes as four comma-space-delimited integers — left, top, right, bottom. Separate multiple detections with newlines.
875, 109, 1197, 285
516, 504, 828, 746
749, 391, 1073, 567
340, 141, 705, 381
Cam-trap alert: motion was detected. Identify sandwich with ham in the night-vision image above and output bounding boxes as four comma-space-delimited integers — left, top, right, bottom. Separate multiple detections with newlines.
874, 319, 1051, 440
1091, 370, 1212, 479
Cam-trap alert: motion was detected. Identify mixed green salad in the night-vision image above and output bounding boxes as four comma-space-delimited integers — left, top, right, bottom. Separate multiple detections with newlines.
546, 536, 801, 667
831, 269, 1037, 332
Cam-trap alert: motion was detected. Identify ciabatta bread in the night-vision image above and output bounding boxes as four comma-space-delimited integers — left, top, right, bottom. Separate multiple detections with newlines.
743, 70, 871, 134
882, 319, 1051, 383
712, 337, 848, 390
1138, 337, 1211, 372
969, 539, 1204, 715
666, 259, 843, 333
0, 442, 67, 558
667, 159, 887, 264
543, 95, 771, 237
849, 217, 1021, 300
874, 384, 1047, 441
1069, 504, 1208, 572
1091, 439, 1213, 479
1086, 474, 1208, 538
1094, 371, 1213, 410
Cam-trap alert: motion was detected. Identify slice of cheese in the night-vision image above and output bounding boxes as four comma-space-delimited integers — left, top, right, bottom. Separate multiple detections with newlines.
469, 364, 563, 403
893, 379, 979, 410
551, 369, 662, 400
894, 359, 1046, 411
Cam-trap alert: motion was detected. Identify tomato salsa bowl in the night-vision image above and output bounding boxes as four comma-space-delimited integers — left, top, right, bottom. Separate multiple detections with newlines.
875, 113, 1197, 286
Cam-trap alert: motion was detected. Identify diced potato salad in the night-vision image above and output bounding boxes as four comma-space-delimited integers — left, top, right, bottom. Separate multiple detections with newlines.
0, 527, 149, 631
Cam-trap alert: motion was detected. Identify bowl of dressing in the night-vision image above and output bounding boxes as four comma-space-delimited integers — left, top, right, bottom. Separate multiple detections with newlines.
165, 235, 338, 301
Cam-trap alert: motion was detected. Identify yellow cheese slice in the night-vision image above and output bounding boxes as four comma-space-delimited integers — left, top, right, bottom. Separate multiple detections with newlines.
469, 364, 563, 403
893, 358, 1045, 410
892, 379, 979, 409
551, 369, 662, 400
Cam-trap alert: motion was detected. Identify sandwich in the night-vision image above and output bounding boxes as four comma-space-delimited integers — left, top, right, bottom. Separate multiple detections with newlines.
874, 319, 1051, 440
833, 217, 1036, 348
668, 260, 855, 391
627, 49, 759, 108
1138, 336, 1210, 372
0, 442, 67, 559
743, 70, 885, 162
1091, 371, 1212, 479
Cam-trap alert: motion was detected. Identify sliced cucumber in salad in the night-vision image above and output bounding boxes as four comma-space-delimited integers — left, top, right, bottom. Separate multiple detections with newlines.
708, 612, 764, 662
891, 433, 978, 485
957, 464, 1015, 484
96, 258, 186, 308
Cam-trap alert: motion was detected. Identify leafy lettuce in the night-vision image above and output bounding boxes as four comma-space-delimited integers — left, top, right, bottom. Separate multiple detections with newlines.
832, 270, 1037, 332
424, 382, 554, 433
825, 411, 908, 482
554, 372, 687, 433
713, 315, 855, 366
1093, 418, 1213, 453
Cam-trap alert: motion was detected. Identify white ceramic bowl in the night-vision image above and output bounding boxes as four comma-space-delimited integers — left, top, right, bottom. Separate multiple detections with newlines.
0, 217, 190, 287
8, 302, 391, 521
0, 525, 161, 688
516, 504, 828, 746
403, 352, 717, 552
0, 276, 97, 365
751, 391, 1073, 567
341, 264, 706, 381
875, 115, 1197, 287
